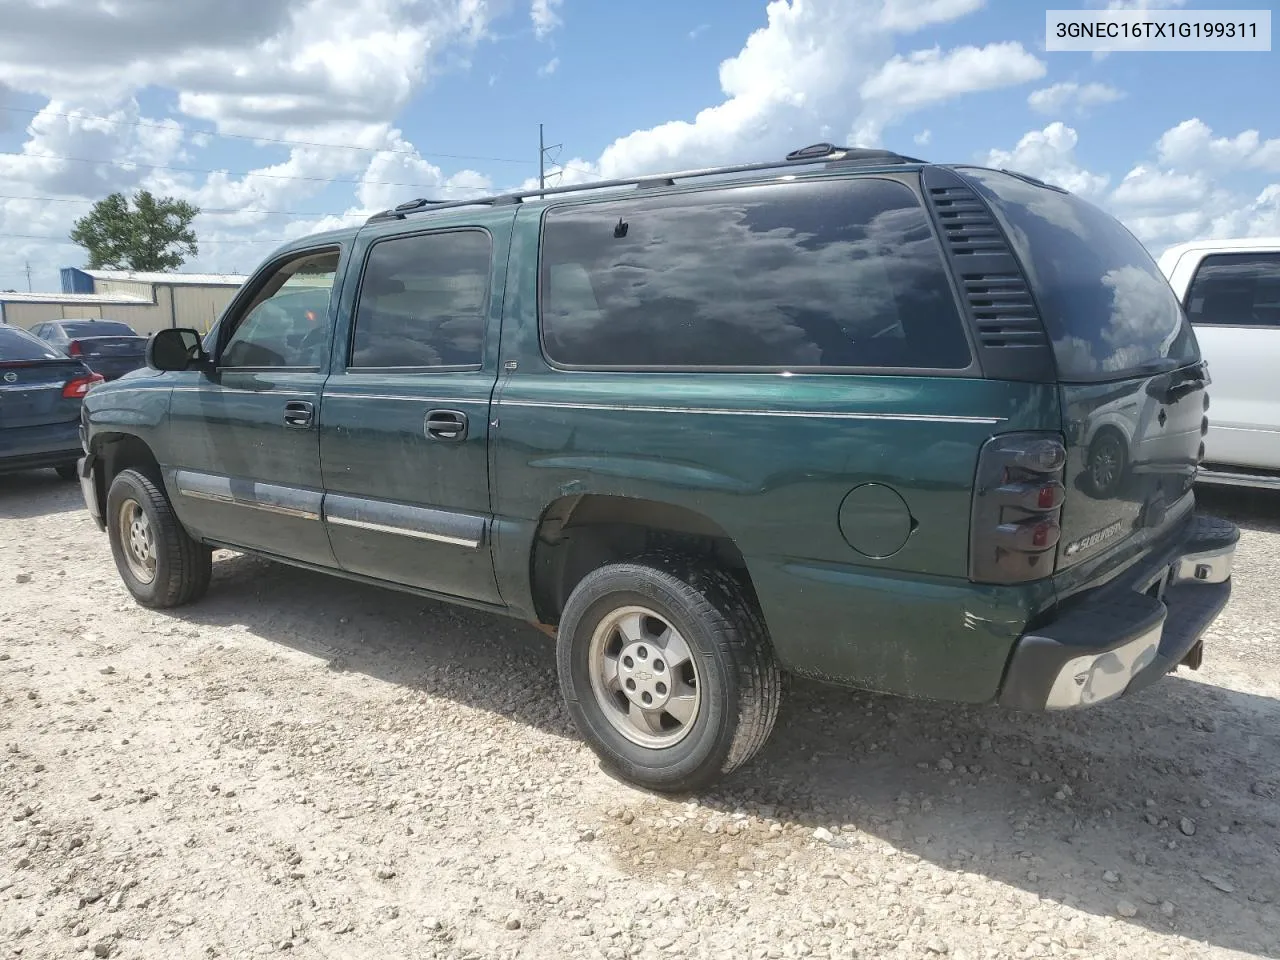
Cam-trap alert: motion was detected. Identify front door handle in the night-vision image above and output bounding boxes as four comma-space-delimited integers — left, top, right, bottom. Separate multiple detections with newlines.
425, 409, 468, 442
284, 400, 314, 428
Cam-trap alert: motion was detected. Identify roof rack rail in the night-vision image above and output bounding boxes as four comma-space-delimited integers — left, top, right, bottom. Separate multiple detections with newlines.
364, 141, 928, 225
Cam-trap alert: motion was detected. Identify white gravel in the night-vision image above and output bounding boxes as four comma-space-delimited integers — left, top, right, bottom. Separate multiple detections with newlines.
2, 475, 1278, 960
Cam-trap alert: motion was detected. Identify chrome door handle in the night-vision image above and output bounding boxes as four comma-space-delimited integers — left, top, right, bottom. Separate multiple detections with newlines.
425, 409, 467, 442
284, 400, 314, 428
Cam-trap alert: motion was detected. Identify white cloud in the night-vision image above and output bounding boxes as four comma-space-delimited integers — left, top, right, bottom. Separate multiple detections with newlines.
860, 43, 1046, 111
879, 0, 986, 32
590, 2, 1035, 179
0, 0, 510, 287
538, 57, 560, 77
1101, 0, 1185, 9
914, 129, 932, 146
531, 0, 563, 39
689, 24, 710, 41
1027, 82, 1123, 116
984, 122, 1110, 197
983, 119, 1280, 254
1110, 164, 1211, 208
0, 99, 188, 199
1156, 119, 1280, 173
0, 0, 498, 138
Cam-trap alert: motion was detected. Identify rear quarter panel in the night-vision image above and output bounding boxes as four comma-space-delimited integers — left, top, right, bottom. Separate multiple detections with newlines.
492, 204, 1062, 703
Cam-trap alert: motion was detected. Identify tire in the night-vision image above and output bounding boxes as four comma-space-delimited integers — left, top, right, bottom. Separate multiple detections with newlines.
1085, 428, 1128, 499
54, 462, 79, 482
105, 468, 212, 608
556, 555, 782, 793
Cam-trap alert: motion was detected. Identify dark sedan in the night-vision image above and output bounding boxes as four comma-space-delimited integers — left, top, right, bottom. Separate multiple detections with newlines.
30, 318, 147, 381
0, 325, 103, 480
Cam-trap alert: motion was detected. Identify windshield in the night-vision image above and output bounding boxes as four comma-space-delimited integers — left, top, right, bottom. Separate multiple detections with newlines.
959, 167, 1199, 382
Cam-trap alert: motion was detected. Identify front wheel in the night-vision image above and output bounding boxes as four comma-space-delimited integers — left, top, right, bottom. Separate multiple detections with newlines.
556, 557, 782, 793
54, 462, 79, 482
106, 469, 212, 608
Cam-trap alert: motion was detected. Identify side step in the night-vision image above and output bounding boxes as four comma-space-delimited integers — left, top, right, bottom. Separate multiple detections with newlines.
1196, 465, 1280, 491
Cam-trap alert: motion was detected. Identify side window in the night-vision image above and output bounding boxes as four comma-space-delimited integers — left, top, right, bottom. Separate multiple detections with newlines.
538, 178, 971, 370
1185, 253, 1280, 327
349, 230, 491, 369
221, 249, 340, 369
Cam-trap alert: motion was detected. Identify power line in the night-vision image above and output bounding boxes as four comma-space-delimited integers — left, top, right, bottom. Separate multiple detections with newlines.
0, 149, 449, 188
0, 193, 365, 220
0, 106, 603, 181
0, 147, 601, 190
0, 105, 537, 167
0, 232, 297, 244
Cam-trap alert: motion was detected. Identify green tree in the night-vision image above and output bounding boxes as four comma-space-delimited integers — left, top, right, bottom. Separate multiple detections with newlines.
69, 190, 199, 272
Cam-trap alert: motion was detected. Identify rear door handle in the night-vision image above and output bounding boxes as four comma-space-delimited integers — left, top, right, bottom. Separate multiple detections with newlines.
283, 400, 314, 428
425, 409, 468, 442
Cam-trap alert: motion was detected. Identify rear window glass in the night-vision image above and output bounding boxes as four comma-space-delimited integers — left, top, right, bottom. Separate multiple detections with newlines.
61, 321, 136, 337
539, 178, 972, 370
0, 326, 63, 361
960, 167, 1198, 382
1184, 253, 1280, 327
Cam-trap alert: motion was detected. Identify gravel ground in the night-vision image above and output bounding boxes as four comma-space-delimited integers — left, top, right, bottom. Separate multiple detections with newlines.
2, 474, 1278, 960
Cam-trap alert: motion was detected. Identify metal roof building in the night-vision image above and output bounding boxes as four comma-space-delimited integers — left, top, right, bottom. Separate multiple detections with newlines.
0, 268, 247, 333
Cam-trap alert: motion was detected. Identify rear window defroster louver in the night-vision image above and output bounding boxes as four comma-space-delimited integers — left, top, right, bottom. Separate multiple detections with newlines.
922, 166, 1055, 382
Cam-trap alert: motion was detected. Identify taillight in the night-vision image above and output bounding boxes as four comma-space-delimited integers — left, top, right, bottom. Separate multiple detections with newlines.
62, 373, 104, 399
67, 340, 83, 356
970, 432, 1068, 584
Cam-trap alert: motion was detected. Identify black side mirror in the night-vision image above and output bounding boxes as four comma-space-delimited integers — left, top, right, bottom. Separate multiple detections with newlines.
147, 328, 209, 372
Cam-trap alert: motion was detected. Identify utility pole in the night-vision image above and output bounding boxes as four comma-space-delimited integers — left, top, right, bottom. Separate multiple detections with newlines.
538, 123, 562, 195
24, 261, 32, 293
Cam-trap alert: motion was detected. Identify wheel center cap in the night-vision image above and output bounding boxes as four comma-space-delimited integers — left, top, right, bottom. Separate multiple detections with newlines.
617, 640, 671, 709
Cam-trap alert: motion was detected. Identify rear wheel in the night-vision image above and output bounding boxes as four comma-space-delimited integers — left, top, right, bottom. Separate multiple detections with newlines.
54, 462, 78, 482
556, 556, 782, 793
106, 469, 212, 608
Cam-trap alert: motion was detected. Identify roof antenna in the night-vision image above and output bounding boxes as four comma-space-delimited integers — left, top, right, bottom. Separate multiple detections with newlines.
613, 217, 629, 239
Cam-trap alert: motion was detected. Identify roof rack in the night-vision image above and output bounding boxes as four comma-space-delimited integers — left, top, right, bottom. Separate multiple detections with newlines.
364, 142, 926, 224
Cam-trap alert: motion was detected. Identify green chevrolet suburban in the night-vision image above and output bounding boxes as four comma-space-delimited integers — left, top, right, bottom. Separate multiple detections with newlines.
77, 143, 1239, 792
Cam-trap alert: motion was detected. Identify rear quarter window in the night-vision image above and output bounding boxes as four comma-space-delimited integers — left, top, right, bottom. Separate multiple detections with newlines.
538, 178, 972, 371
960, 167, 1198, 381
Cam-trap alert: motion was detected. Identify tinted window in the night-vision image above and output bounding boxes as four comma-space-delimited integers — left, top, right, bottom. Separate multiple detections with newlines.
1184, 253, 1280, 327
60, 320, 137, 337
539, 179, 971, 369
961, 167, 1198, 382
222, 250, 339, 368
350, 230, 491, 368
0, 326, 63, 361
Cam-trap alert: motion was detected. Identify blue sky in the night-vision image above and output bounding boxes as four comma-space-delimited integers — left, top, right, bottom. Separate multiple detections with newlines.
0, 0, 1275, 290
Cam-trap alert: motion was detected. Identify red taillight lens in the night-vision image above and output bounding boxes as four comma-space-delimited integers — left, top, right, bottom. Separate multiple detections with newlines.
970, 432, 1068, 584
62, 373, 104, 398
67, 340, 83, 356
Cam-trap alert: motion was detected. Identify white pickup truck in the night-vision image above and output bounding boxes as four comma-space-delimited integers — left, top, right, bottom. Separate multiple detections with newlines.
1158, 238, 1280, 489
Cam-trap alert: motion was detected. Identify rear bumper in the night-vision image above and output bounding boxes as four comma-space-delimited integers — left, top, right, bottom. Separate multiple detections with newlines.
0, 421, 81, 474
998, 513, 1238, 711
